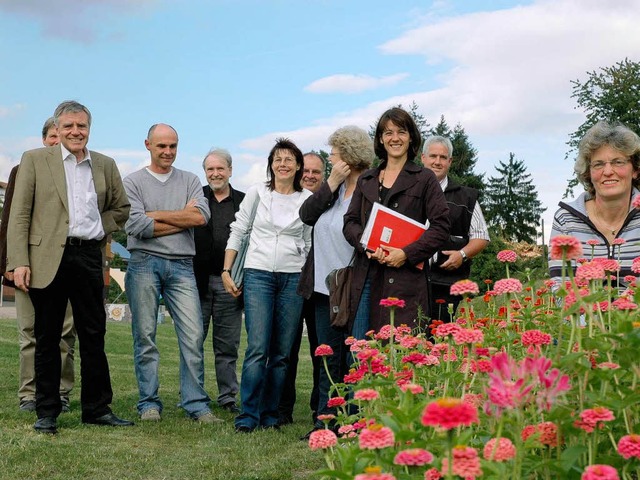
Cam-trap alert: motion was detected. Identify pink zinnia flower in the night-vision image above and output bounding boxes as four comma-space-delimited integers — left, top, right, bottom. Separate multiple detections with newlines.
483, 437, 516, 461
359, 424, 395, 449
576, 262, 606, 281
633, 194, 640, 209
393, 448, 434, 466
587, 239, 600, 246
315, 344, 334, 356
632, 257, 640, 274
327, 397, 346, 408
617, 434, 640, 459
550, 235, 583, 260
355, 471, 396, 480
400, 383, 424, 394
592, 257, 620, 273
493, 278, 523, 294
497, 250, 518, 262
581, 464, 619, 480
612, 297, 638, 310
450, 279, 480, 296
421, 398, 478, 430
379, 297, 405, 308
521, 329, 552, 346
522, 422, 560, 447
424, 468, 442, 480
575, 407, 615, 433
308, 429, 337, 450
402, 352, 440, 366
612, 238, 626, 246
433, 323, 462, 338
597, 362, 620, 370
441, 446, 482, 479
354, 389, 380, 401
453, 328, 484, 345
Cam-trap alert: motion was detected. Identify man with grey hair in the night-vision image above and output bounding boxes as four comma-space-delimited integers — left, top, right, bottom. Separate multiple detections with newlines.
7, 100, 132, 433
421, 135, 490, 321
193, 148, 245, 414
124, 124, 218, 423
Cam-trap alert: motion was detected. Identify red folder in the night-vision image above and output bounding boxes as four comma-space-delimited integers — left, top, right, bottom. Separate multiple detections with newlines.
360, 203, 428, 269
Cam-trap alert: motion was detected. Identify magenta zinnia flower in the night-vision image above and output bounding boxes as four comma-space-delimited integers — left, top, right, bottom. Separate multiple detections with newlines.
617, 434, 640, 459
483, 437, 516, 461
326, 397, 346, 408
450, 279, 480, 296
379, 297, 405, 308
493, 278, 523, 294
581, 464, 619, 480
497, 250, 517, 262
550, 234, 583, 260
308, 429, 337, 450
359, 424, 395, 449
421, 398, 478, 430
393, 448, 434, 466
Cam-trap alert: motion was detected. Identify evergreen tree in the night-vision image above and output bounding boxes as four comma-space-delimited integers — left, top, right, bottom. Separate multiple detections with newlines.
484, 153, 546, 243
566, 58, 640, 195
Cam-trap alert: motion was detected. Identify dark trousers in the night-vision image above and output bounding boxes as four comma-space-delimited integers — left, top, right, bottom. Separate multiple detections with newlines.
278, 298, 320, 423
428, 282, 462, 323
30, 243, 113, 420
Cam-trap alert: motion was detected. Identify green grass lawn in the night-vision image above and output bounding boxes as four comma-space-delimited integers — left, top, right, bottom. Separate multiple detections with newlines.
0, 317, 324, 480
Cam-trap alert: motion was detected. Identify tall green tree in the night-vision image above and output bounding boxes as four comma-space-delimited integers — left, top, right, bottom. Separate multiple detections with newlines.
566, 58, 640, 194
484, 153, 546, 243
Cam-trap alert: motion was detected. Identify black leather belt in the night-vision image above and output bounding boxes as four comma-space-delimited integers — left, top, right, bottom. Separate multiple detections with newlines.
66, 237, 100, 247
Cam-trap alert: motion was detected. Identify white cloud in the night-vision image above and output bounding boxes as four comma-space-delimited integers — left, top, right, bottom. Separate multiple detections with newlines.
0, 104, 26, 118
304, 73, 409, 94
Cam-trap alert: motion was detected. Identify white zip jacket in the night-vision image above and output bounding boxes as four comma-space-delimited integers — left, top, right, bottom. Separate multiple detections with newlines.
226, 183, 312, 273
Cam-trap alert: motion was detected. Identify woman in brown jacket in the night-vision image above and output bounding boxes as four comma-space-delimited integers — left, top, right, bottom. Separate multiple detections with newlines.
343, 107, 450, 332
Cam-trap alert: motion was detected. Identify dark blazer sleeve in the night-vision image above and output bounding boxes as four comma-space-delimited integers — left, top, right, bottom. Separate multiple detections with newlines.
299, 182, 338, 226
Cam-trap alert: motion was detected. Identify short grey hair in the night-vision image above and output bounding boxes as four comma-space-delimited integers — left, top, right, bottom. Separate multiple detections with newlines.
202, 148, 232, 169
422, 135, 453, 157
327, 126, 375, 170
41, 117, 56, 138
53, 100, 92, 127
575, 121, 640, 196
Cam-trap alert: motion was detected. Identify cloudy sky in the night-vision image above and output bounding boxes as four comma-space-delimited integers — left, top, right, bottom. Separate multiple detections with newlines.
1, 0, 639, 242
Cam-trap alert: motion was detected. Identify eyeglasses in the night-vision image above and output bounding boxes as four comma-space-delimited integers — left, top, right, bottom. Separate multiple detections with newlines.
273, 157, 296, 165
590, 158, 630, 170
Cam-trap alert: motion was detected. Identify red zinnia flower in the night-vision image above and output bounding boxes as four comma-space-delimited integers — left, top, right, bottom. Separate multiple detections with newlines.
379, 297, 405, 308
421, 398, 478, 430
327, 397, 346, 408
314, 344, 334, 356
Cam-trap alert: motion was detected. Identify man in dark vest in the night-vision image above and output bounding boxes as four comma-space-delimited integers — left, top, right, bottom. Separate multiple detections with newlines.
194, 148, 245, 414
422, 136, 490, 321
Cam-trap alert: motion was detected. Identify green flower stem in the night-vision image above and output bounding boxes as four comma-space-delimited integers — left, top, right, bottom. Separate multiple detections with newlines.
445, 429, 454, 480
322, 356, 337, 389
389, 307, 396, 368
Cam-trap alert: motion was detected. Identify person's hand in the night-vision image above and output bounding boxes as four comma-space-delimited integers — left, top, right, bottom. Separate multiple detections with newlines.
3, 271, 14, 282
221, 271, 242, 298
367, 247, 387, 263
379, 245, 407, 268
439, 250, 464, 270
326, 160, 351, 192
13, 266, 30, 292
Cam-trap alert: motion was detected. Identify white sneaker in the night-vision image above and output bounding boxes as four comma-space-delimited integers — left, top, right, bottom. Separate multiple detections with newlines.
140, 408, 161, 421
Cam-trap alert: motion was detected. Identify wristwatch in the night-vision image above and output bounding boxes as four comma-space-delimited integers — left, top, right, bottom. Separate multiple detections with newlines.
222, 269, 231, 274
459, 250, 468, 262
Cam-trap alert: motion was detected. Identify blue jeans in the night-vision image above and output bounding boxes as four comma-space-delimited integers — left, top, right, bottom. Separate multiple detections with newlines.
314, 279, 370, 426
235, 269, 303, 429
126, 252, 211, 418
200, 274, 242, 407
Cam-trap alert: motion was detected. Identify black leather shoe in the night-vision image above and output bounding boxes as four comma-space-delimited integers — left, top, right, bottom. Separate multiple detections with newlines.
34, 417, 57, 434
234, 425, 254, 433
221, 402, 241, 414
83, 413, 134, 427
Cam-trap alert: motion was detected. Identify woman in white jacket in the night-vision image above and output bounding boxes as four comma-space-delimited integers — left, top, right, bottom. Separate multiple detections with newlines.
223, 138, 312, 433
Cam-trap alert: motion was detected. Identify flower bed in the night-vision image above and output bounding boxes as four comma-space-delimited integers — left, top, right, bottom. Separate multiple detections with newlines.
308, 241, 640, 479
